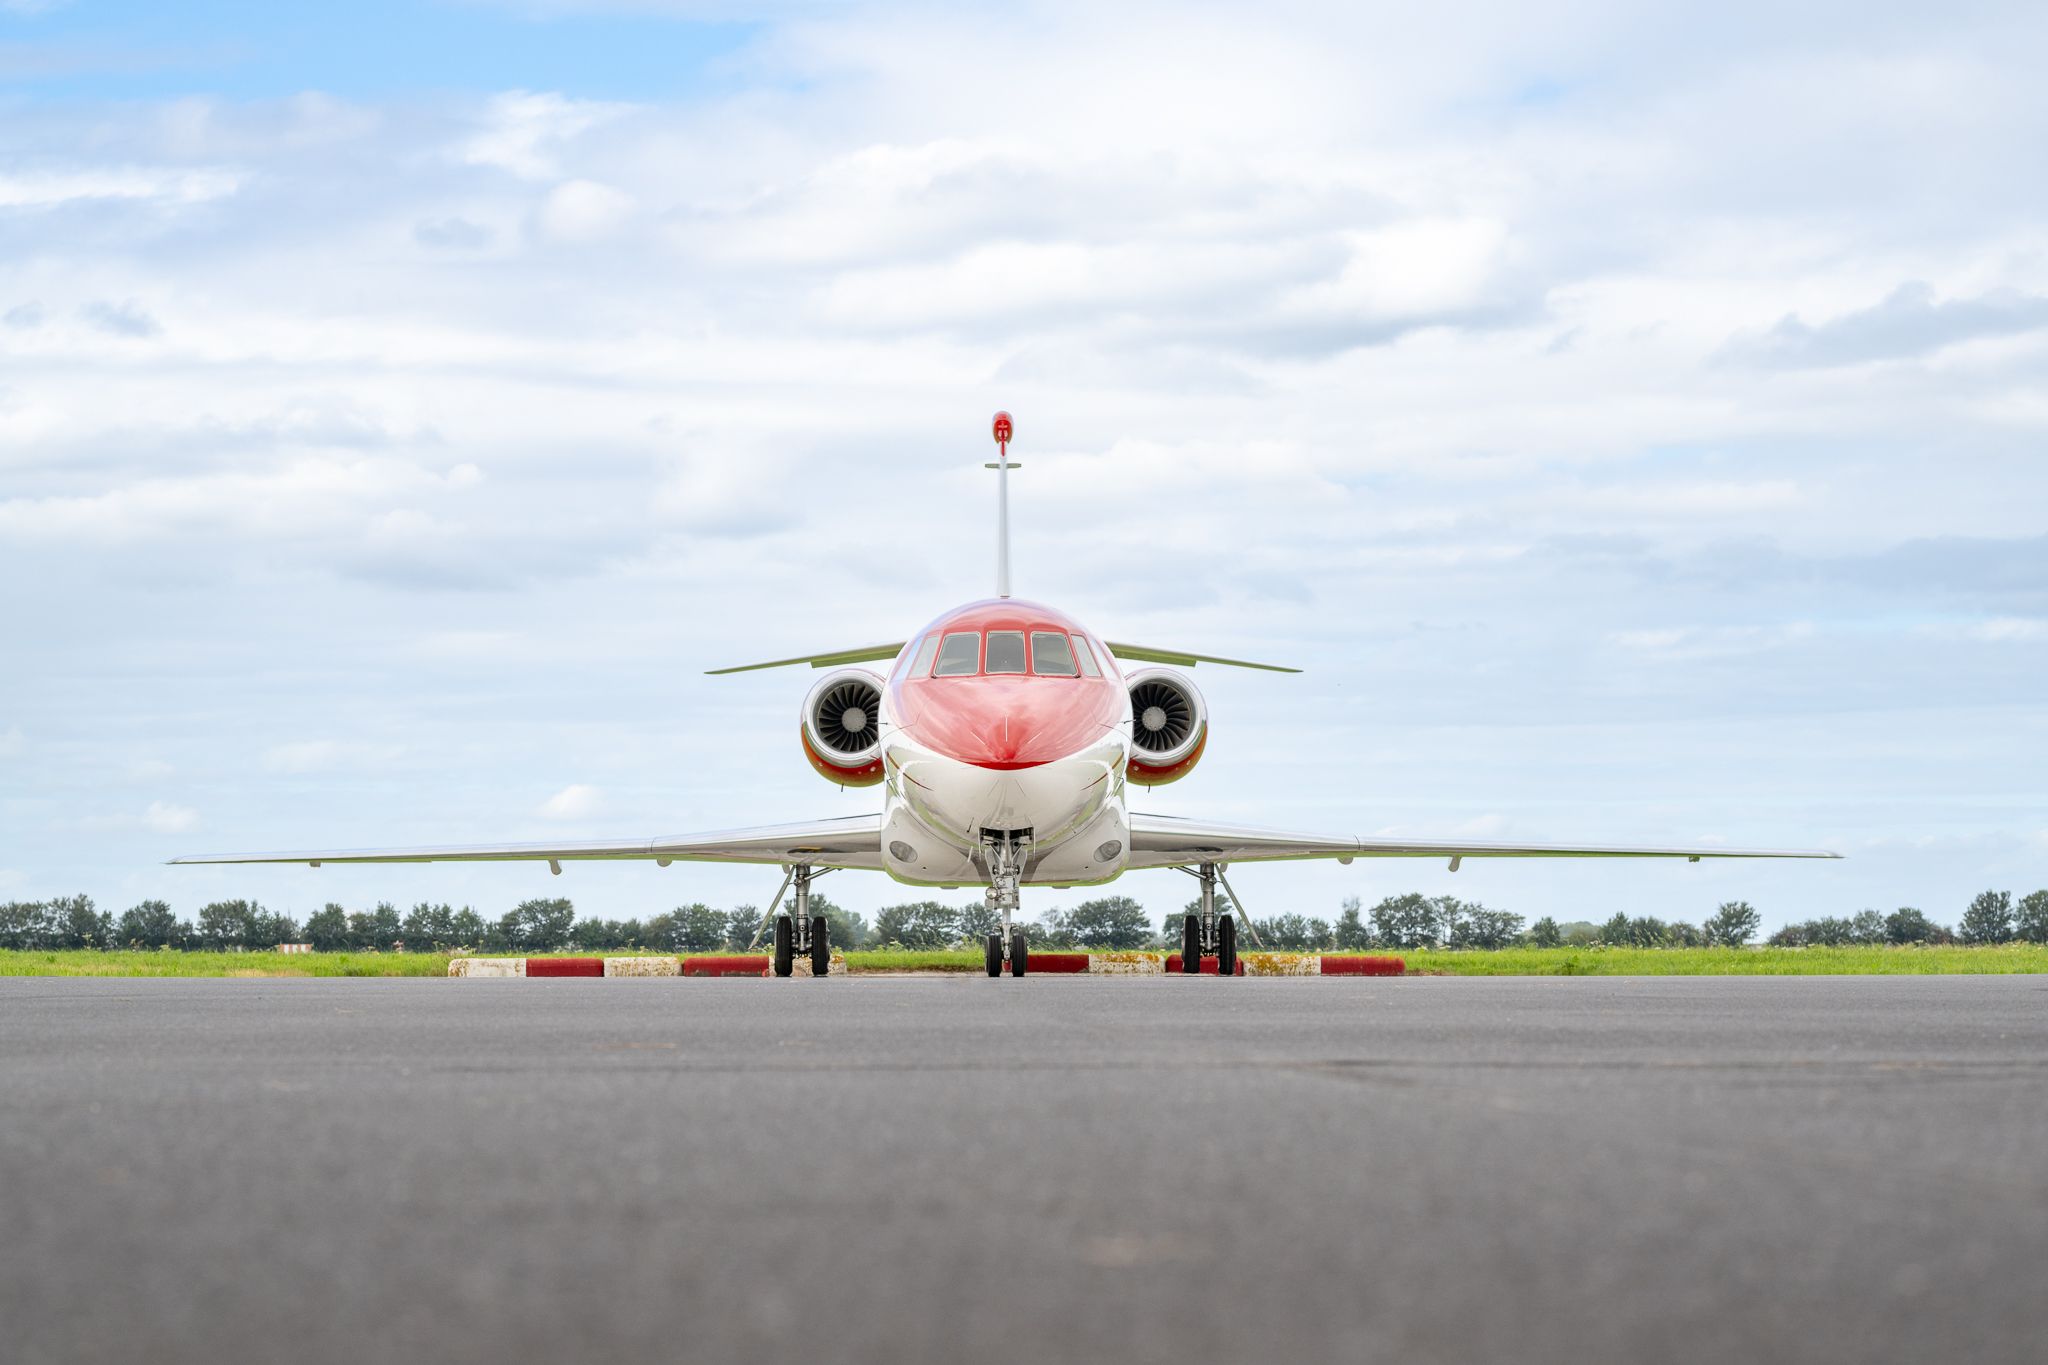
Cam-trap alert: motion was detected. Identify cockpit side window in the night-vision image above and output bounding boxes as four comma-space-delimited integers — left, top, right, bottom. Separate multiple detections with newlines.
1071, 635, 1102, 678
934, 632, 981, 676
905, 633, 941, 678
1031, 631, 1078, 676
985, 630, 1026, 675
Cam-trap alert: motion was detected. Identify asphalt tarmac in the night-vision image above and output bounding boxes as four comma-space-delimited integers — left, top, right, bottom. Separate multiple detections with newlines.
4, 975, 2044, 1365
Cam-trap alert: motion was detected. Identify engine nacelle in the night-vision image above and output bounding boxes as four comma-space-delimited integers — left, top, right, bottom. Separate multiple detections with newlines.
800, 667, 886, 787
1125, 666, 1208, 786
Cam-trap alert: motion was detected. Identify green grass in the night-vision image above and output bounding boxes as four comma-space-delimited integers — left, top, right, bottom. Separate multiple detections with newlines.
844, 949, 984, 972
3, 944, 2045, 977
0, 950, 453, 978
1397, 943, 2048, 975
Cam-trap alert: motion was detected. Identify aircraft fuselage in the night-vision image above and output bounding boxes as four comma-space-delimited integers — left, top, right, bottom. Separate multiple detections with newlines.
876, 597, 1134, 887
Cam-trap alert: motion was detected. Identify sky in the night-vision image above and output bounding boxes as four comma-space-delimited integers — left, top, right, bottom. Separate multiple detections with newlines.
3, 0, 2045, 936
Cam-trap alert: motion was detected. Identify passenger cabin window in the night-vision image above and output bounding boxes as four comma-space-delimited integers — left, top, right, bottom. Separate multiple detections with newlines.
1031, 631, 1078, 676
906, 633, 940, 678
985, 630, 1027, 674
934, 632, 981, 676
1072, 636, 1102, 678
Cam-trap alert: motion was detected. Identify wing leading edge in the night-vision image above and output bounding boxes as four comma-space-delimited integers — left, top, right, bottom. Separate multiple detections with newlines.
169, 814, 887, 871
704, 640, 1300, 675
1127, 813, 1839, 869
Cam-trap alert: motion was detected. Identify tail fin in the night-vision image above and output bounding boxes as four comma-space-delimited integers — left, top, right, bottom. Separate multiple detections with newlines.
986, 411, 1015, 598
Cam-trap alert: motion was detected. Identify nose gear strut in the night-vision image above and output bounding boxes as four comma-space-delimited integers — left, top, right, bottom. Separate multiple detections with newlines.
981, 834, 1030, 977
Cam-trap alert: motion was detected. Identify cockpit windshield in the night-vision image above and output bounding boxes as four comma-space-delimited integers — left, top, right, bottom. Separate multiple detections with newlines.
1031, 631, 1077, 676
933, 632, 981, 676
914, 626, 1097, 679
985, 631, 1026, 674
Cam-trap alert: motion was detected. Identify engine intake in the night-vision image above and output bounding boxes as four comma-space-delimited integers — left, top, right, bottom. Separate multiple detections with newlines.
1125, 666, 1207, 786
801, 667, 885, 787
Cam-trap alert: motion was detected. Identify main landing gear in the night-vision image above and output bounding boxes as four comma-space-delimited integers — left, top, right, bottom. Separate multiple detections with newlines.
982, 834, 1030, 978
1178, 861, 1239, 976
769, 864, 833, 978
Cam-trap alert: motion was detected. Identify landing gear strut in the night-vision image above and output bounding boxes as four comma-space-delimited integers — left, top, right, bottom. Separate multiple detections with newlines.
983, 834, 1030, 977
1178, 862, 1239, 976
770, 864, 833, 978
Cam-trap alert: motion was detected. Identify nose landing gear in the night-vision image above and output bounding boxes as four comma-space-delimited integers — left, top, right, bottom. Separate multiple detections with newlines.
982, 834, 1030, 977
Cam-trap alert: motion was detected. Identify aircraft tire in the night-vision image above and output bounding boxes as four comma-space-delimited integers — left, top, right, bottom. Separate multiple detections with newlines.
809, 914, 830, 976
1216, 914, 1237, 977
1009, 928, 1029, 978
772, 915, 794, 977
985, 933, 1003, 977
1181, 915, 1202, 973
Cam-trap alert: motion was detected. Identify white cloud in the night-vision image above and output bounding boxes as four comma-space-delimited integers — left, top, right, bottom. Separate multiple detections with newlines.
0, 167, 242, 210
1910, 617, 2048, 644
538, 784, 602, 820
1965, 618, 2047, 642
81, 299, 161, 338
142, 802, 199, 833
1608, 624, 1817, 659
536, 179, 635, 242
261, 741, 405, 775
1285, 218, 1512, 322
460, 92, 626, 180
0, 457, 476, 547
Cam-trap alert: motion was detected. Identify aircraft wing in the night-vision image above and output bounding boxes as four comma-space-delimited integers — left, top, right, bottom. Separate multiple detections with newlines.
169, 814, 888, 871
705, 644, 906, 675
704, 640, 1300, 675
1104, 643, 1300, 673
1126, 813, 1839, 869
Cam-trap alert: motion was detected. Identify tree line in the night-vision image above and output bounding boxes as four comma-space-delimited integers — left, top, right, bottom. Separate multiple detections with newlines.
4, 888, 2044, 954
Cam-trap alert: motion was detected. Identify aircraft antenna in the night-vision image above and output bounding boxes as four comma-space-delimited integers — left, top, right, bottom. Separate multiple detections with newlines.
987, 411, 1015, 598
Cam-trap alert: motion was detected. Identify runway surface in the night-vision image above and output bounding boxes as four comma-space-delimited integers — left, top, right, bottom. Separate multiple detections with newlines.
4, 975, 2045, 1365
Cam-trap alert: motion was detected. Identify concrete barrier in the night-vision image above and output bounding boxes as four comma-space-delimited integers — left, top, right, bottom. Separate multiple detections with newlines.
1243, 952, 1320, 976
526, 957, 604, 978
1163, 954, 1245, 976
680, 955, 770, 977
449, 951, 1406, 979
1318, 955, 1405, 976
1084, 951, 1166, 975
1159, 953, 1407, 976
448, 958, 525, 978
603, 956, 681, 977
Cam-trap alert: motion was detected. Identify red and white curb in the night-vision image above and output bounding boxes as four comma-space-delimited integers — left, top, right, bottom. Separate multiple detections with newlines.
1013, 952, 1405, 976
450, 952, 1403, 977
448, 954, 847, 978
1100, 952, 1405, 976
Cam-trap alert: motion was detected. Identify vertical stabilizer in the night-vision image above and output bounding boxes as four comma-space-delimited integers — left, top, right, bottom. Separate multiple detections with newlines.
989, 411, 1015, 598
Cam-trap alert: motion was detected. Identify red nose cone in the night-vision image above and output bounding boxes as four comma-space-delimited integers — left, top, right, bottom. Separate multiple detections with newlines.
902, 677, 1115, 770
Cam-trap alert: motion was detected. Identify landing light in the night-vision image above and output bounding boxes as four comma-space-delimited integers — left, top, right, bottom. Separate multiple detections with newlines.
889, 840, 918, 863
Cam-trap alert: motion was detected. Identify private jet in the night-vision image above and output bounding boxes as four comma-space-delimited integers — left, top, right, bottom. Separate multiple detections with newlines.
176, 412, 1838, 975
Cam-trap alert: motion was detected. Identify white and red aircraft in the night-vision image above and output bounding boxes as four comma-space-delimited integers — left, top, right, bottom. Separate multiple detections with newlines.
177, 413, 1838, 975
